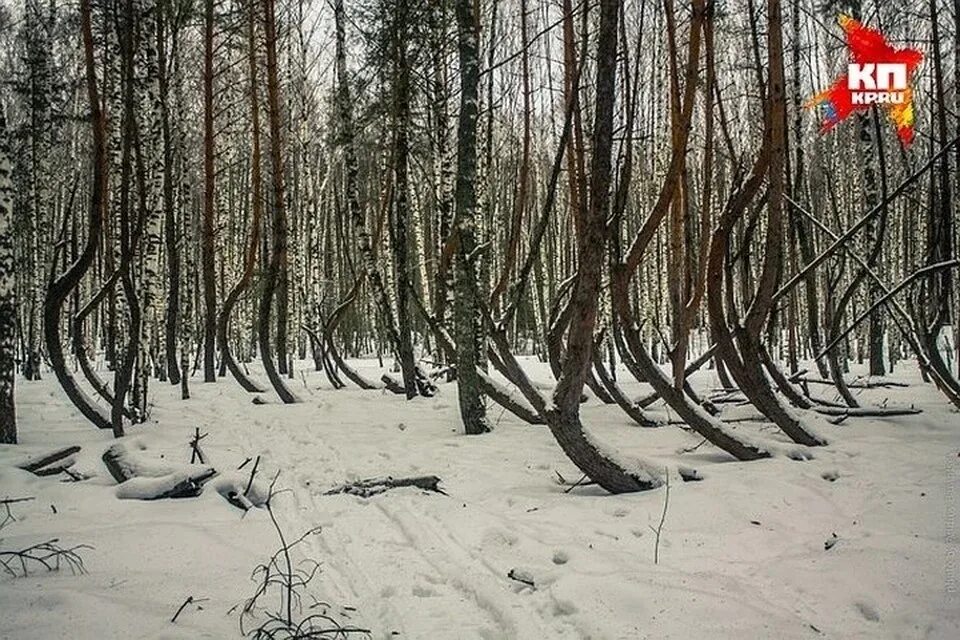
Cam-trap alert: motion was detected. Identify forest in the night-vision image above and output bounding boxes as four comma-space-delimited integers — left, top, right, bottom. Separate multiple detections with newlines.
0, 0, 958, 638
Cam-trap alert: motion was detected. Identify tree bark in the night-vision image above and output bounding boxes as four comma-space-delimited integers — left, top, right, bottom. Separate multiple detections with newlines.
201, 0, 217, 383
333, 0, 406, 391
159, 0, 181, 386
218, 0, 266, 394
540, 0, 661, 493
453, 0, 490, 435
0, 107, 16, 443
259, 0, 297, 404
44, 0, 111, 431
390, 0, 418, 399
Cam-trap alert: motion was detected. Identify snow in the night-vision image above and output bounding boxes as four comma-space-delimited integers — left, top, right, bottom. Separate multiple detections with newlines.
114, 472, 206, 501
1, 357, 959, 639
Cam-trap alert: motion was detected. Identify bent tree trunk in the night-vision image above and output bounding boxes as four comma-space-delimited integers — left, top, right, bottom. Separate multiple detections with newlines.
44, 0, 111, 432
73, 273, 123, 410
321, 278, 380, 390
409, 285, 544, 426
537, 0, 661, 493
259, 0, 297, 404
707, 0, 824, 448
333, 0, 406, 390
607, 0, 765, 461
218, 0, 266, 394
613, 272, 771, 460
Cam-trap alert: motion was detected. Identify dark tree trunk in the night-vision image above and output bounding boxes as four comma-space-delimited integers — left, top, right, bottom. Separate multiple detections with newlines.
926, 0, 956, 384
788, 0, 827, 379
259, 0, 297, 404
332, 0, 404, 391
201, 0, 217, 383
44, 0, 112, 431
390, 0, 418, 400
111, 0, 144, 438
218, 0, 266, 394
453, 0, 490, 435
159, 0, 181, 386
537, 0, 661, 493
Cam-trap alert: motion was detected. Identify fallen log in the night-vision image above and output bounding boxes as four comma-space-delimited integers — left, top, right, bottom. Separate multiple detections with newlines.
507, 568, 535, 588
811, 405, 921, 418
102, 444, 140, 483
116, 469, 218, 500
380, 374, 406, 395
380, 369, 437, 397
103, 442, 218, 500
794, 376, 909, 389
324, 475, 446, 498
708, 392, 748, 404
16, 446, 81, 476
32, 460, 78, 477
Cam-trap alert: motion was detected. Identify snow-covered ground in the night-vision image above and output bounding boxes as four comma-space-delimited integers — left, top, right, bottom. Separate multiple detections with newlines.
1, 357, 958, 639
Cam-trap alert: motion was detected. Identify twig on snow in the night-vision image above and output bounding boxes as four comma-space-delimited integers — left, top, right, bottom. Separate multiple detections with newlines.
0, 539, 92, 577
171, 595, 209, 623
1, 497, 34, 531
649, 468, 670, 565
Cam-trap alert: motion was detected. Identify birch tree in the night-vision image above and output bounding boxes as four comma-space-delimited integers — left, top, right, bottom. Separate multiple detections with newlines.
0, 104, 15, 443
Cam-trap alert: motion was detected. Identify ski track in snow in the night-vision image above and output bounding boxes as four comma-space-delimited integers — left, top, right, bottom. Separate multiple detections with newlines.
233, 399, 573, 639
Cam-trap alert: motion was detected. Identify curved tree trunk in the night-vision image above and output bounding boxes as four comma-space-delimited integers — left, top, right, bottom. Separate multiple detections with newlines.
218, 0, 266, 394
590, 334, 659, 428
71, 270, 136, 421
110, 0, 143, 438
321, 280, 380, 390
333, 0, 406, 391
607, 0, 762, 459
259, 0, 297, 404
44, 0, 111, 432
706, 0, 825, 448
409, 282, 543, 425
529, 0, 661, 493
612, 296, 771, 461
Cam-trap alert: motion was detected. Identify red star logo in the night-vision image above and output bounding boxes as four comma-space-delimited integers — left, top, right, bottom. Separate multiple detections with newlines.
806, 15, 923, 146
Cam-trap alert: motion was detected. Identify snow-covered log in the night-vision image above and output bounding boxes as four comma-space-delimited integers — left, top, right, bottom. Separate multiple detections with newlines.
16, 446, 81, 476
115, 469, 217, 500
324, 475, 445, 498
102, 441, 217, 500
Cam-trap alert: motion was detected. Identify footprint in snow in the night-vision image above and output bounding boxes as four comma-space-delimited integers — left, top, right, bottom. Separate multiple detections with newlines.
551, 597, 578, 616
411, 584, 438, 598
854, 600, 880, 622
